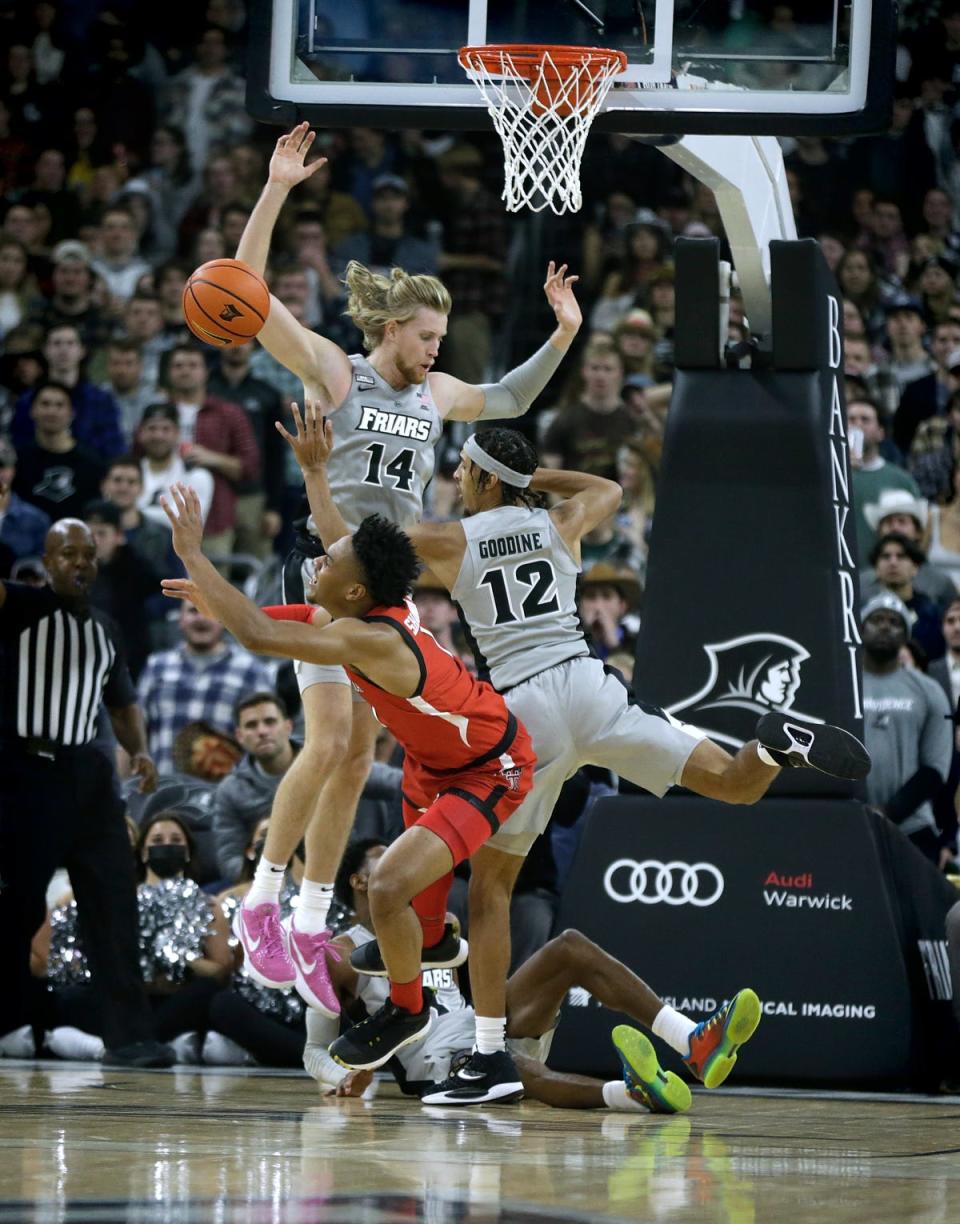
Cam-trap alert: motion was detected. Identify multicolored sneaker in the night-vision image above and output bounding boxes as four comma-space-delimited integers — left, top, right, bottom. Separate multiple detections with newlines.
233, 901, 296, 989
684, 989, 761, 1089
611, 1025, 692, 1114
285, 920, 342, 1017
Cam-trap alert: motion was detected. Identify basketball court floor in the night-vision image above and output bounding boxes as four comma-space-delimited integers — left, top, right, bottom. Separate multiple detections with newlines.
2, 1062, 958, 1222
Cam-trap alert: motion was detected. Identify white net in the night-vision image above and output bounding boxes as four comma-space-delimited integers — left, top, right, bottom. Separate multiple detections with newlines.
459, 46, 627, 216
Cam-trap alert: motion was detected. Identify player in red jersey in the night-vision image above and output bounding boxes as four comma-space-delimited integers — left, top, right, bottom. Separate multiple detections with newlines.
159, 483, 534, 1072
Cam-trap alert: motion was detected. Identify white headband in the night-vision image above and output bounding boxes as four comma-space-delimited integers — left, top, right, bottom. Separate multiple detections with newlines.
463, 435, 532, 488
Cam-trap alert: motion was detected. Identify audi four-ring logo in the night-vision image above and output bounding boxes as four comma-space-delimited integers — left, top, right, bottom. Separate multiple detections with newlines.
603, 859, 725, 907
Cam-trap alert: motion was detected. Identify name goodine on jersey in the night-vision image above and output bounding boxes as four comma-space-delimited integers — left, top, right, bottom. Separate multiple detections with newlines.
358, 404, 432, 441
478, 531, 544, 559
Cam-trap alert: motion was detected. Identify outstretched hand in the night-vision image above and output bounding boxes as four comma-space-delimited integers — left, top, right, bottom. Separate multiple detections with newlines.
269, 122, 327, 190
276, 400, 332, 472
544, 261, 582, 335
128, 752, 159, 795
159, 483, 205, 561
159, 576, 217, 621
328, 1068, 375, 1097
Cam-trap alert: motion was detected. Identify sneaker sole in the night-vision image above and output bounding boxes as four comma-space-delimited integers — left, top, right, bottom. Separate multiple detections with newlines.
420, 1079, 524, 1106
232, 910, 296, 990
284, 920, 341, 1018
611, 1026, 691, 1114
330, 1010, 434, 1072
699, 988, 762, 1090
354, 937, 470, 979
756, 713, 871, 782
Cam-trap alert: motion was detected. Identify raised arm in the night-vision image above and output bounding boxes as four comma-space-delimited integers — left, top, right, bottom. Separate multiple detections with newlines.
159, 484, 419, 691
275, 402, 351, 548
236, 122, 352, 409
535, 467, 623, 558
432, 262, 582, 422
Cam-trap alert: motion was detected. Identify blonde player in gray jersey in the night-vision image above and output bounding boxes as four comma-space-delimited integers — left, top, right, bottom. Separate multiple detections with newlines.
232, 122, 583, 1022
282, 408, 872, 1105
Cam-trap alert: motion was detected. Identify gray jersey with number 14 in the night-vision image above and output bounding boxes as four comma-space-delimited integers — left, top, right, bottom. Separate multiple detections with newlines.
452, 504, 588, 691
323, 353, 443, 532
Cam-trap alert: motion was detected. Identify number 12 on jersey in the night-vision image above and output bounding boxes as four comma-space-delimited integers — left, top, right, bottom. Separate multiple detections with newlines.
480, 560, 560, 625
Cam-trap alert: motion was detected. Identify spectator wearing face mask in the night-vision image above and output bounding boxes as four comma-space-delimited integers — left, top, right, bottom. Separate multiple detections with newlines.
38, 812, 233, 1063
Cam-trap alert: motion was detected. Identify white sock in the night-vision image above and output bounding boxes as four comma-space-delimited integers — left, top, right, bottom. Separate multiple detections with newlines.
651, 1004, 697, 1055
475, 1016, 506, 1055
293, 880, 335, 934
757, 743, 780, 768
304, 1009, 347, 1087
305, 1009, 340, 1046
602, 1079, 646, 1112
245, 856, 286, 906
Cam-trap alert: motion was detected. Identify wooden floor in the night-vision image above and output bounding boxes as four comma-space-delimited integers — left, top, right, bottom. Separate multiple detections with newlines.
1, 1063, 959, 1223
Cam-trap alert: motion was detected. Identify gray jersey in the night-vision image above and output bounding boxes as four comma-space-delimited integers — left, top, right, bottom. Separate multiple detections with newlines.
318, 354, 443, 532
452, 504, 588, 690
863, 667, 952, 836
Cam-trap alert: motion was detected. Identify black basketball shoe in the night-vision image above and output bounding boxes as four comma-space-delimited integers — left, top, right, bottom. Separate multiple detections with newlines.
329, 1000, 434, 1070
350, 922, 468, 977
102, 1040, 176, 1069
756, 712, 871, 781
420, 1049, 524, 1105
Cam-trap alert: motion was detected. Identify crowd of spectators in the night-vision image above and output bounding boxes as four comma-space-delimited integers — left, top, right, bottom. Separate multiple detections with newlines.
3, 2, 960, 1070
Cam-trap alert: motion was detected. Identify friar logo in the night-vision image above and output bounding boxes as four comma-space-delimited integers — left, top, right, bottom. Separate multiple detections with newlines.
666, 633, 822, 749
219, 303, 243, 322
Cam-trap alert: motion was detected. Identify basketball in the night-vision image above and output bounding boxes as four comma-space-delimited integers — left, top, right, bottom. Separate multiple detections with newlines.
182, 258, 270, 347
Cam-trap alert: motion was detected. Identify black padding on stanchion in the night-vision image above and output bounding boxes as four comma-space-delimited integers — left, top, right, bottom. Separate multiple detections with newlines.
771, 238, 842, 371
634, 239, 861, 799
548, 796, 954, 1089
674, 237, 722, 370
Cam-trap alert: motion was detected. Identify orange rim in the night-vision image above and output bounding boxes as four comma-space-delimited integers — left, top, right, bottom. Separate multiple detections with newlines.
458, 44, 628, 81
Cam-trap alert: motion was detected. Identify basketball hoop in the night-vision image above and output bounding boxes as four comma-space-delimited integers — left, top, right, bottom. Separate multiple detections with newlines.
458, 44, 628, 215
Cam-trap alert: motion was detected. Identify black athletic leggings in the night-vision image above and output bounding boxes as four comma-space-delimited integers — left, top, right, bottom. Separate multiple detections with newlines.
208, 990, 306, 1067
52, 977, 224, 1041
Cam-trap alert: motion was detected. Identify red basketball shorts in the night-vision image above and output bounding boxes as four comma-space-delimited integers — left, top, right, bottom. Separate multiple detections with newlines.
401, 723, 535, 865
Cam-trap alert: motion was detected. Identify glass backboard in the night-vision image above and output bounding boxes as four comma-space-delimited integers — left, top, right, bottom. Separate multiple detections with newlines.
247, 0, 894, 136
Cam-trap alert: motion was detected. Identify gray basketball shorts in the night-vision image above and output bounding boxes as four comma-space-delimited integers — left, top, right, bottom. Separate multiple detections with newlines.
293, 656, 353, 694
400, 1006, 476, 1084
488, 656, 706, 856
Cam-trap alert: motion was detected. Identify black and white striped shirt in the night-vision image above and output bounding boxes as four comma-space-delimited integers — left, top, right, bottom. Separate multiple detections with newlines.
0, 584, 136, 745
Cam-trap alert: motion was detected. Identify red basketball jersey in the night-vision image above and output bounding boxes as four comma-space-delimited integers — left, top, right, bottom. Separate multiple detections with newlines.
347, 599, 521, 774
262, 599, 524, 775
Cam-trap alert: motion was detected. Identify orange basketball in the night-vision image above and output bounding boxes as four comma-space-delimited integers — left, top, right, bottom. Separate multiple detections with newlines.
182, 258, 270, 347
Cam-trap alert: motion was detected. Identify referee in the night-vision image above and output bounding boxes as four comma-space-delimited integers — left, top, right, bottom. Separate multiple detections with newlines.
0, 516, 173, 1066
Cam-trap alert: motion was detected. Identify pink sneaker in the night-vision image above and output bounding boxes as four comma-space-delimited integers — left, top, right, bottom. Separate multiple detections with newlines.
285, 920, 342, 1017
234, 901, 296, 989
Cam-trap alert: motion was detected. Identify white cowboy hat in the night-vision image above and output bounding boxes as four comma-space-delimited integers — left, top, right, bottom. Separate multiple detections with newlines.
863, 488, 929, 532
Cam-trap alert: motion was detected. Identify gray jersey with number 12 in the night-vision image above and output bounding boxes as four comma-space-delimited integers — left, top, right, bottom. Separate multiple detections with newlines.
452, 504, 588, 691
